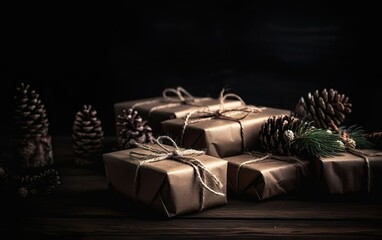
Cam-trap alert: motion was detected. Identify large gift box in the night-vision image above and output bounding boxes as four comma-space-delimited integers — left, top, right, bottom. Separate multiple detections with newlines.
114, 87, 243, 135
317, 149, 382, 195
161, 107, 290, 158
225, 153, 310, 200
103, 137, 227, 218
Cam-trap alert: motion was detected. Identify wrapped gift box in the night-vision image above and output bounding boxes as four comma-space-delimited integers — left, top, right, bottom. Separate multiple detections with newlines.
161, 107, 290, 158
114, 93, 243, 136
317, 150, 382, 195
103, 143, 227, 218
225, 153, 310, 200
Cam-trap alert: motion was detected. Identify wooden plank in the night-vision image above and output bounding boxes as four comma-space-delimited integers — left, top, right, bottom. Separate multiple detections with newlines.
3, 188, 382, 221
53, 174, 382, 220
2, 218, 382, 239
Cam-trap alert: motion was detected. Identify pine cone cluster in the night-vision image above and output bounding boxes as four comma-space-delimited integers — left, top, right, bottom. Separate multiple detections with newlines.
17, 169, 60, 198
14, 83, 53, 168
117, 108, 154, 149
14, 83, 49, 138
294, 88, 352, 130
259, 115, 301, 156
72, 105, 104, 165
0, 166, 60, 198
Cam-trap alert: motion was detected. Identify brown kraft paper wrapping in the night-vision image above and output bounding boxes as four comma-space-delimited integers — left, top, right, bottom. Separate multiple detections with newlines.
317, 149, 382, 195
103, 145, 228, 218
225, 154, 310, 200
114, 97, 243, 135
161, 107, 290, 158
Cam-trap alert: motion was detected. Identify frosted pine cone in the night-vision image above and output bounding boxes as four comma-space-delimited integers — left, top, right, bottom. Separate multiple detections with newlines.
72, 105, 104, 166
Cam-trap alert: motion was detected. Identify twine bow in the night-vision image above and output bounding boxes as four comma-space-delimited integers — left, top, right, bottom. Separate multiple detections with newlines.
130, 136, 225, 211
180, 91, 262, 152
162, 87, 196, 103
235, 152, 309, 199
131, 87, 210, 119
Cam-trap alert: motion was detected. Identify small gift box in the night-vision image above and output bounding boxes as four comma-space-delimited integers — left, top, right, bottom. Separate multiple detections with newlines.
225, 153, 310, 200
162, 106, 290, 158
114, 87, 243, 135
317, 149, 382, 195
103, 136, 227, 218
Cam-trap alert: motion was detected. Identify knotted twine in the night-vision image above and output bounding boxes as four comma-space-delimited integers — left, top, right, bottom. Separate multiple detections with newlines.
180, 92, 262, 153
131, 87, 211, 119
235, 152, 309, 199
129, 136, 225, 211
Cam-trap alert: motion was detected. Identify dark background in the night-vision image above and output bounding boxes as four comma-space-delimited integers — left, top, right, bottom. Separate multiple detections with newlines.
1, 2, 381, 137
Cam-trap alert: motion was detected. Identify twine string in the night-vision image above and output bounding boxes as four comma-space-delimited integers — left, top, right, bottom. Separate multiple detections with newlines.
162, 87, 194, 102
235, 152, 309, 195
340, 132, 382, 193
130, 87, 211, 119
335, 127, 382, 193
346, 148, 372, 193
130, 136, 225, 210
345, 147, 382, 193
180, 92, 262, 152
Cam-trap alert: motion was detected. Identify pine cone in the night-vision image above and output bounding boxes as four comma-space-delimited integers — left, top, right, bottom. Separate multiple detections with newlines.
72, 105, 104, 165
14, 83, 53, 168
14, 83, 49, 138
37, 169, 60, 195
259, 115, 301, 156
17, 169, 60, 197
294, 88, 352, 130
117, 108, 154, 149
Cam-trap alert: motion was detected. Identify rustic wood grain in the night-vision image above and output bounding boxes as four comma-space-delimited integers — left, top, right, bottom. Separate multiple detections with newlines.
5, 218, 382, 239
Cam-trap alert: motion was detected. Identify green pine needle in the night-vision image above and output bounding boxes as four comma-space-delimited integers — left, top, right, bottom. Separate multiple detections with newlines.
297, 129, 344, 158
292, 118, 344, 158
340, 125, 374, 149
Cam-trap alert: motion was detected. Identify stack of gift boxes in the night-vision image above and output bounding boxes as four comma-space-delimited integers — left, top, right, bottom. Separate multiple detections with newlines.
103, 87, 382, 218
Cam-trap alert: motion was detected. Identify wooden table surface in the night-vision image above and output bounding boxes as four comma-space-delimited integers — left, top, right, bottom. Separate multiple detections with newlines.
1, 137, 382, 239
